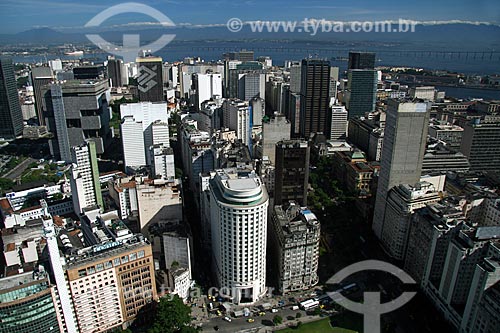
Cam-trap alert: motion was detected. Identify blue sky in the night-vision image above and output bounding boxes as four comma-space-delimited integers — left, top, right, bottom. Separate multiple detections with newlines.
0, 0, 499, 33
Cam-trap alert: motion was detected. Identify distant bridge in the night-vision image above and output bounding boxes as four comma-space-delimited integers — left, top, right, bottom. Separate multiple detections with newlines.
189, 46, 500, 61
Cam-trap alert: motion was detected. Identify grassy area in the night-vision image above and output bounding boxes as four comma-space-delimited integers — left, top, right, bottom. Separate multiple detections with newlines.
277, 318, 358, 333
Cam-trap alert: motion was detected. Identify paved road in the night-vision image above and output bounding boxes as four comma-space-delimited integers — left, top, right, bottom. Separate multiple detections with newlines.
203, 309, 324, 333
4, 157, 36, 180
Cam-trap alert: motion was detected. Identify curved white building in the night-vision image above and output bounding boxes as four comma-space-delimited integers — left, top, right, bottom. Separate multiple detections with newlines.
209, 169, 268, 304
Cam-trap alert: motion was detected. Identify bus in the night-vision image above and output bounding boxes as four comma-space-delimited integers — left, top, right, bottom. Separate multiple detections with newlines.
299, 299, 320, 311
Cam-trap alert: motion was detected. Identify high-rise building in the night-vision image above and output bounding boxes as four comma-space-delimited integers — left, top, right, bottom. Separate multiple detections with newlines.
69, 141, 103, 214
223, 99, 251, 146
136, 56, 164, 102
268, 202, 320, 294
348, 51, 376, 70
180, 119, 213, 195
262, 115, 291, 165
409, 86, 436, 102
0, 272, 62, 333
460, 116, 500, 172
287, 92, 302, 138
107, 56, 124, 87
299, 59, 330, 138
380, 180, 443, 260
120, 102, 170, 172
193, 73, 222, 110
209, 169, 268, 304
46, 80, 112, 161
238, 72, 266, 101
250, 97, 265, 126
275, 140, 310, 206
0, 57, 23, 139
30, 66, 53, 126
43, 206, 157, 333
225, 50, 255, 62
150, 145, 175, 179
405, 202, 500, 333
226, 62, 264, 99
373, 100, 430, 242
330, 105, 348, 140
347, 69, 378, 119
73, 65, 105, 80
428, 123, 464, 151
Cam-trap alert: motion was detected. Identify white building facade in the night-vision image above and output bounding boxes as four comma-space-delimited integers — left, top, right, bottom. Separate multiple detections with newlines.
209, 169, 269, 304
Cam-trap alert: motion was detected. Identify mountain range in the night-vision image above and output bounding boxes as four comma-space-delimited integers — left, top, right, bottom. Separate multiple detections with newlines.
1, 23, 499, 51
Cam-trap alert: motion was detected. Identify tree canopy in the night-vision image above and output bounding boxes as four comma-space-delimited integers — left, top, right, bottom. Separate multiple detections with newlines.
148, 295, 198, 333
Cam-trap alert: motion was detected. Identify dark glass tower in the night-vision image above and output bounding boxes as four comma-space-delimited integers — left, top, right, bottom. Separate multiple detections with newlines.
30, 66, 53, 126
347, 69, 378, 119
136, 56, 164, 102
274, 140, 310, 206
0, 57, 23, 139
107, 57, 124, 87
348, 51, 376, 70
299, 59, 330, 139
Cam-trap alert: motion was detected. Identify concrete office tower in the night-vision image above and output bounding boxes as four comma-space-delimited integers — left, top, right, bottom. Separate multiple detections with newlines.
238, 72, 266, 101
381, 181, 443, 260
250, 97, 265, 126
275, 140, 310, 206
69, 141, 103, 214
209, 169, 269, 304
180, 121, 213, 195
268, 202, 320, 294
136, 56, 164, 102
227, 62, 264, 99
150, 145, 175, 179
409, 86, 436, 101
30, 66, 53, 126
193, 72, 222, 110
120, 102, 170, 172
199, 99, 224, 133
373, 100, 430, 242
107, 56, 124, 87
47, 80, 112, 161
300, 59, 330, 138
428, 123, 464, 151
121, 116, 147, 169
287, 92, 302, 138
348, 51, 376, 70
330, 105, 348, 140
262, 115, 291, 165
347, 69, 378, 119
460, 116, 500, 172
223, 99, 251, 146
289, 63, 301, 93
48, 59, 63, 72
0, 57, 23, 139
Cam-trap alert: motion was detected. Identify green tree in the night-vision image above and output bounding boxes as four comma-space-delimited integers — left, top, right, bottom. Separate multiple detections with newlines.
273, 315, 283, 326
148, 295, 195, 333
295, 312, 302, 319
0, 178, 14, 193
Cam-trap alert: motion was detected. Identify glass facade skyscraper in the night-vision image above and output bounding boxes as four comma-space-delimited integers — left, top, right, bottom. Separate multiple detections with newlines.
0, 57, 23, 139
